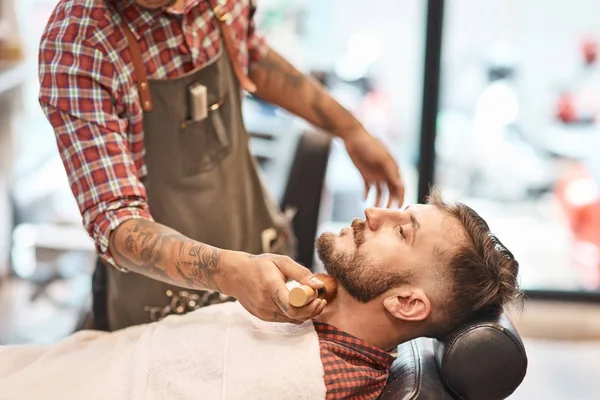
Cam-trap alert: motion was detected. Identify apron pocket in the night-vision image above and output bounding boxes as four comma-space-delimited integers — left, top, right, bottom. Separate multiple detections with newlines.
180, 106, 231, 176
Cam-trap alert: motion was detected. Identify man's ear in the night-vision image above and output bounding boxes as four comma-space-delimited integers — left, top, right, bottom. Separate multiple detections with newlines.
383, 288, 431, 322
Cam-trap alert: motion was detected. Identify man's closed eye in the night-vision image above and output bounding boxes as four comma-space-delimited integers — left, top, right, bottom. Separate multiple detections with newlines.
398, 226, 406, 240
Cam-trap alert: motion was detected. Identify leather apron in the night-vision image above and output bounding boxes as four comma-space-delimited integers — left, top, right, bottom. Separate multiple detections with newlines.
93, 6, 295, 331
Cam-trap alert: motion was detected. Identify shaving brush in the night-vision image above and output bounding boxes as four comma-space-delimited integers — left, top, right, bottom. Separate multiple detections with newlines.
286, 273, 338, 307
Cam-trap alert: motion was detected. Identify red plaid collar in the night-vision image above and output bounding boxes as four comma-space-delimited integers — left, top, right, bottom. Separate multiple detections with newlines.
313, 321, 396, 371
106, 0, 159, 39
109, 0, 207, 40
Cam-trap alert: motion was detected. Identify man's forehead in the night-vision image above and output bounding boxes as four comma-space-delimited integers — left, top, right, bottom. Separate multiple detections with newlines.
410, 205, 466, 245
403, 203, 438, 221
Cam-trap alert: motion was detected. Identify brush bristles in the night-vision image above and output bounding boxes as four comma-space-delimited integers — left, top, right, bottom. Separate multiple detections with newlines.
314, 273, 338, 303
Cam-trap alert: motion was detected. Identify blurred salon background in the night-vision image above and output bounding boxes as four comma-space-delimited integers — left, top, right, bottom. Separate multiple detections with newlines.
0, 0, 599, 398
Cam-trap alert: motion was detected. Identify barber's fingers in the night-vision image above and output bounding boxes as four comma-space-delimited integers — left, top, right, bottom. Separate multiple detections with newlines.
307, 298, 327, 320
284, 298, 327, 321
386, 186, 394, 209
386, 177, 404, 208
271, 281, 327, 321
363, 179, 371, 201
274, 256, 324, 290
385, 164, 405, 208
365, 179, 386, 208
374, 181, 383, 208
395, 181, 405, 208
365, 178, 404, 208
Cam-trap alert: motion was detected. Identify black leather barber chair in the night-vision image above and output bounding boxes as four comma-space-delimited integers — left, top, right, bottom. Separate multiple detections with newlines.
380, 313, 527, 400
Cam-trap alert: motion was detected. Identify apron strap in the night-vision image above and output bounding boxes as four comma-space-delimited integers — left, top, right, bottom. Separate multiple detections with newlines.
208, 0, 257, 93
119, 16, 154, 112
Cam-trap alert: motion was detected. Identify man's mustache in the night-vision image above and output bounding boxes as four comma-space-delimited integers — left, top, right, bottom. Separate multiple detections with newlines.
351, 219, 367, 247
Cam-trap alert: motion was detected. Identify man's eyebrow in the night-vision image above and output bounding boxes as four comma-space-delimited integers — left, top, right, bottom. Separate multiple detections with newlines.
408, 210, 420, 245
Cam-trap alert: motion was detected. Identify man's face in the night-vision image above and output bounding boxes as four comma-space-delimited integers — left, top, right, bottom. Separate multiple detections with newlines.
316, 205, 463, 303
133, 0, 177, 10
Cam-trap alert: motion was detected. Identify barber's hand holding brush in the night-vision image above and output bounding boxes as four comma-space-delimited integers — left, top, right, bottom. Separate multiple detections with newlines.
224, 252, 337, 324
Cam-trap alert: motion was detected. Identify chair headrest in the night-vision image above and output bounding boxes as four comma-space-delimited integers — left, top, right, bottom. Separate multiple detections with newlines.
433, 313, 527, 400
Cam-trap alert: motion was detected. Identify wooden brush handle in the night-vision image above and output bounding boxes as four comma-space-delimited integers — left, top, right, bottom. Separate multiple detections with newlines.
289, 285, 318, 307
286, 274, 337, 307
286, 281, 320, 307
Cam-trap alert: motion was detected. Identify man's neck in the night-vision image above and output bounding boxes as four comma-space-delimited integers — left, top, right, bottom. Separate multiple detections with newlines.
314, 288, 402, 352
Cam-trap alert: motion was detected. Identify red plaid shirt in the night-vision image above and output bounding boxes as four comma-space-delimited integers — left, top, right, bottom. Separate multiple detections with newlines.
38, 0, 267, 267
315, 321, 396, 400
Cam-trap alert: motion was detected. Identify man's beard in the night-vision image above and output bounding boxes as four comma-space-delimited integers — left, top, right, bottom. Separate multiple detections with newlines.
316, 219, 411, 303
133, 0, 177, 10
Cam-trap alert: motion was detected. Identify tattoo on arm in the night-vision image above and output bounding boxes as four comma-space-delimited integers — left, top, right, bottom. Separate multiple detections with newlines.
252, 55, 304, 90
311, 89, 336, 131
109, 219, 223, 291
251, 50, 348, 133
108, 222, 170, 281
176, 243, 221, 291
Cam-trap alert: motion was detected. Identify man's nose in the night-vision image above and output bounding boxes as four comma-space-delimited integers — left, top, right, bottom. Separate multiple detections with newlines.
365, 207, 392, 230
365, 207, 406, 230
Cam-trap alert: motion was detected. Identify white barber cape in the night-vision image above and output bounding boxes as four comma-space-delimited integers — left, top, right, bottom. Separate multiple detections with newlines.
0, 302, 326, 400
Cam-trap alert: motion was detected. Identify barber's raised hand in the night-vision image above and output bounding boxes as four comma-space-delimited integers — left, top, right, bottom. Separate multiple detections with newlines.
222, 251, 327, 323
344, 127, 405, 208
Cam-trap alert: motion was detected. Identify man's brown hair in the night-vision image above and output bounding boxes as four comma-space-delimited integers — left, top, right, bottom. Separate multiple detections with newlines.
425, 187, 523, 339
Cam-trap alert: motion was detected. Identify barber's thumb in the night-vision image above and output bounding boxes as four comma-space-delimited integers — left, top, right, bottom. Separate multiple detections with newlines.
279, 258, 324, 289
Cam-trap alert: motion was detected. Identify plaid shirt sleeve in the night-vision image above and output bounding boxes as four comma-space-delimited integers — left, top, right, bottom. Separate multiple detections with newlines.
247, 0, 268, 63
38, 33, 153, 268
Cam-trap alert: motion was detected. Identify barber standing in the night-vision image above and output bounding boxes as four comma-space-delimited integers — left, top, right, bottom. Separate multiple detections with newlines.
38, 0, 404, 331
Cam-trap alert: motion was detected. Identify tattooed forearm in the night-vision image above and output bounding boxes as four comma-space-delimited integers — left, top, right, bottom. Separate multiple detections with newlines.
249, 48, 360, 137
109, 219, 225, 291
311, 90, 337, 132
252, 55, 304, 90
174, 242, 222, 291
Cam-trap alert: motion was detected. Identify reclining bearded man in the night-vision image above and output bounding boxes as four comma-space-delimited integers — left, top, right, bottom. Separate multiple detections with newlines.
0, 189, 522, 400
